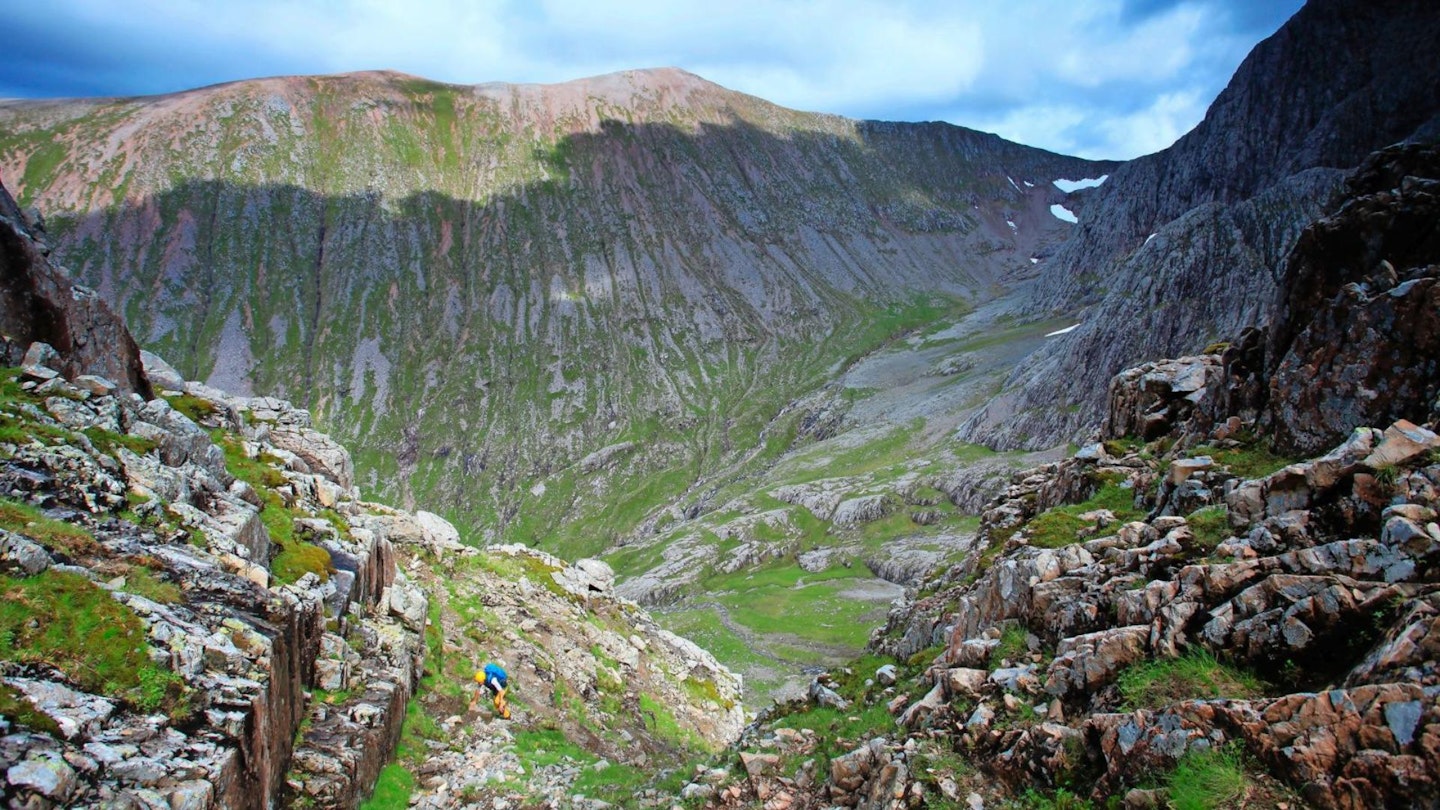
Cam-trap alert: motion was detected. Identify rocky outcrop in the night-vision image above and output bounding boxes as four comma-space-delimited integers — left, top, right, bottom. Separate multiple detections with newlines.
1256, 144, 1440, 454
0, 181, 150, 398
961, 0, 1440, 451
0, 342, 426, 809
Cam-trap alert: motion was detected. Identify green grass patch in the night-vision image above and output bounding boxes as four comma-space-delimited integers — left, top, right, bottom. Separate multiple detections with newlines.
655, 608, 771, 677
0, 497, 97, 558
1189, 444, 1294, 481
1167, 744, 1248, 810
0, 569, 188, 714
82, 427, 158, 457
513, 727, 596, 769
164, 393, 219, 423
358, 763, 415, 810
774, 701, 895, 762
120, 566, 181, 604
211, 432, 333, 584
1185, 506, 1231, 553
640, 692, 709, 751
395, 696, 445, 762
1023, 478, 1144, 549
991, 624, 1031, 668
215, 432, 289, 489
705, 561, 876, 648
773, 421, 923, 486
1117, 649, 1266, 710
1009, 788, 1095, 809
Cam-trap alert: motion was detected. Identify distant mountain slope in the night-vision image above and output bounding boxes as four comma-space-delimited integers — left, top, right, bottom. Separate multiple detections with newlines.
0, 67, 1109, 548
959, 0, 1440, 450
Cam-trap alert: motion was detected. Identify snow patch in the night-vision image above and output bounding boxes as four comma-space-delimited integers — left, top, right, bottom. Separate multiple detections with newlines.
1145, 233, 1157, 244
1029, 257, 1040, 264
1007, 176, 1020, 191
1050, 204, 1079, 224
1005, 219, 1017, 231
1023, 180, 1034, 188
1054, 175, 1109, 193
1046, 324, 1080, 337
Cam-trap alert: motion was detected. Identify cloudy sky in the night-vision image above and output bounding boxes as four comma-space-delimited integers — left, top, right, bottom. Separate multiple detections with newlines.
2, 0, 1304, 160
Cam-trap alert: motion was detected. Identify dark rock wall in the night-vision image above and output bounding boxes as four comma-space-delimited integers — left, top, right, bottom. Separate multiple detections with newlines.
0, 182, 151, 398
961, 0, 1440, 451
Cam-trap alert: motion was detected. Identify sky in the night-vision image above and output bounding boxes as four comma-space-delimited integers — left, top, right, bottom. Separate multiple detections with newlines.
1, 0, 1305, 161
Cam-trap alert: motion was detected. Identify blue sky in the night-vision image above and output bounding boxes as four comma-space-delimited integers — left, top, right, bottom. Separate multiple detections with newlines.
1, 0, 1304, 160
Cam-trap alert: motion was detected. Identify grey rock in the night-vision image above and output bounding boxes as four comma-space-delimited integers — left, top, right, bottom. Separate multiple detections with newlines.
7, 753, 77, 802
0, 530, 52, 575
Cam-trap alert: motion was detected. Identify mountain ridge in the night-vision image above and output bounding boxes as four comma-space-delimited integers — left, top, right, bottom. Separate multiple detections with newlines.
0, 68, 1109, 551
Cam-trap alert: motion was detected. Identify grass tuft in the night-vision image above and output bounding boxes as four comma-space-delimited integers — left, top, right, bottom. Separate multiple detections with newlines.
359, 763, 415, 810
1023, 478, 1145, 549
1116, 649, 1266, 710
1167, 744, 1248, 810
1185, 506, 1230, 553
164, 393, 219, 424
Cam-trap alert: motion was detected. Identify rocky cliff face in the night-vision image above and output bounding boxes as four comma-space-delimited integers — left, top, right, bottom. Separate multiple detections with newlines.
959, 0, 1440, 451
0, 68, 1109, 550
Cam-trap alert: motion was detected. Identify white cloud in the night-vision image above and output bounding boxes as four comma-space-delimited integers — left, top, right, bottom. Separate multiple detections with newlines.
1094, 89, 1209, 157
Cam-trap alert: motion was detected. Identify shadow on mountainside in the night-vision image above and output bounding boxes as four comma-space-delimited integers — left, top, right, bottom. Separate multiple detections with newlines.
30, 112, 1109, 548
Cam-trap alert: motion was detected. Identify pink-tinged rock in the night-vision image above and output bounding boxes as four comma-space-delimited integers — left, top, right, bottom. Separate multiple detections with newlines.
740, 751, 781, 780
1169, 456, 1213, 485
942, 668, 990, 700
1363, 420, 1440, 469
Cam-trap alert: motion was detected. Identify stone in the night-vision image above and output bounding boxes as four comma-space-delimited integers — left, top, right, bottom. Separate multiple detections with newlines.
832, 494, 896, 527
1169, 456, 1213, 485
551, 558, 617, 599
808, 678, 850, 711
5, 678, 116, 739
8, 754, 77, 802
22, 342, 61, 372
899, 682, 947, 729
415, 510, 463, 549
875, 664, 898, 686
140, 350, 187, 392
942, 668, 989, 700
71, 374, 118, 397
0, 530, 53, 575
1364, 420, 1440, 469
740, 751, 780, 780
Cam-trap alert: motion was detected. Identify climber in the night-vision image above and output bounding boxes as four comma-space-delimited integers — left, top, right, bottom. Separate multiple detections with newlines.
471, 660, 510, 719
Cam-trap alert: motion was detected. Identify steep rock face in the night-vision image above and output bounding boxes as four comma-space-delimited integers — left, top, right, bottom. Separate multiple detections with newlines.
1259, 144, 1440, 453
0, 182, 150, 398
0, 68, 1109, 546
960, 0, 1440, 451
